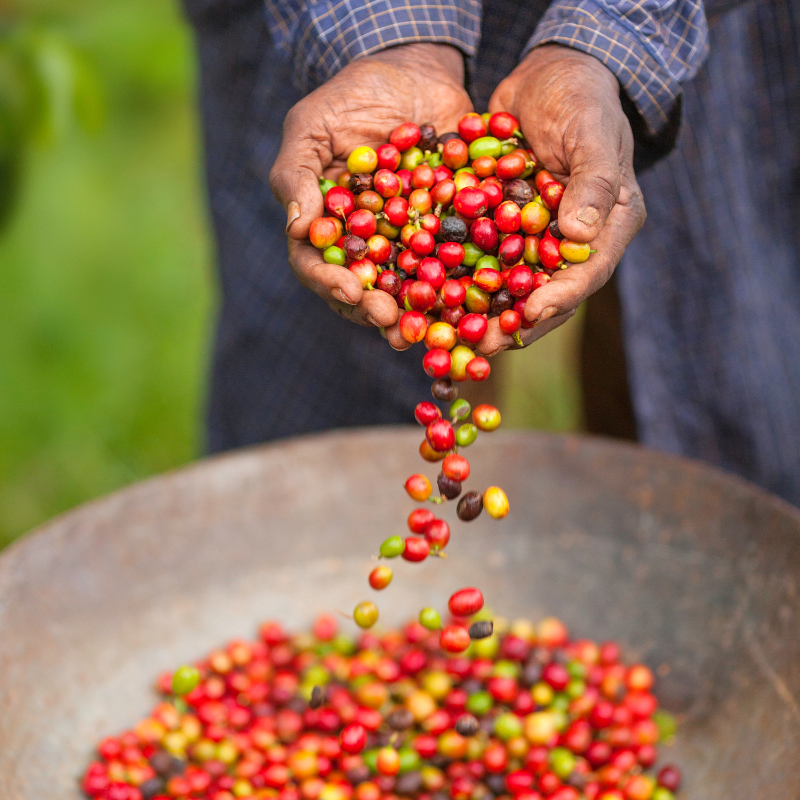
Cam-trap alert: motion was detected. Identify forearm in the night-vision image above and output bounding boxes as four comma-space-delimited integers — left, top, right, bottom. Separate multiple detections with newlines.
264, 0, 480, 92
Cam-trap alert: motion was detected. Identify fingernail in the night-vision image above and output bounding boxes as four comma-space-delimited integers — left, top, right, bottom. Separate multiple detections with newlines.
286, 201, 301, 233
366, 314, 378, 327
534, 306, 558, 325
334, 288, 356, 305
577, 206, 601, 227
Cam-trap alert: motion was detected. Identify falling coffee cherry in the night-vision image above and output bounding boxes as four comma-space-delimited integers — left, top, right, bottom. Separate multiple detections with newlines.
457, 490, 483, 521
438, 472, 462, 500
455, 714, 480, 737
469, 620, 494, 640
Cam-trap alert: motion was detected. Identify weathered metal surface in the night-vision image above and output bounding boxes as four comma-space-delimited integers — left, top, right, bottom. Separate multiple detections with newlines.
1, 428, 799, 798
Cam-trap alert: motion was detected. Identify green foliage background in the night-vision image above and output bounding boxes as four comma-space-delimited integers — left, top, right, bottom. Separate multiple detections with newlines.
0, 0, 580, 550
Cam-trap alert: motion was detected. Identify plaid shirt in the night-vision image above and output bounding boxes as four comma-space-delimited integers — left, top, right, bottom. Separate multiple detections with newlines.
265, 0, 708, 134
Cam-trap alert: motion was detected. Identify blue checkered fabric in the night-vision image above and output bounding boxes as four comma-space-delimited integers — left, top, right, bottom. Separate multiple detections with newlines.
263, 0, 707, 135
182, 0, 800, 507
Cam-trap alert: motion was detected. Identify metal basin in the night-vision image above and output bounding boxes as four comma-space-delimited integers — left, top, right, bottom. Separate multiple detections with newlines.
1, 428, 799, 798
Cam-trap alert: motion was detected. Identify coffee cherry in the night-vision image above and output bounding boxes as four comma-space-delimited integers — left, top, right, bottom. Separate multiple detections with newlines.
449, 587, 484, 617
410, 229, 436, 256
498, 234, 525, 266
417, 257, 446, 289
520, 200, 550, 234
657, 765, 682, 792
499, 309, 522, 335
399, 311, 428, 343
507, 265, 534, 297
347, 146, 378, 174
442, 453, 470, 481
495, 151, 528, 181
309, 216, 344, 249
340, 722, 368, 754
405, 474, 432, 501
457, 490, 483, 520
483, 487, 509, 519
349, 172, 374, 195
473, 268, 503, 293
455, 423, 478, 447
458, 113, 488, 144
402, 536, 430, 562
376, 746, 401, 776
419, 607, 442, 630
523, 235, 541, 264
426, 419, 455, 452
408, 508, 435, 534
449, 398, 471, 421
425, 518, 450, 550
503, 179, 533, 208
322, 244, 345, 265
384, 196, 410, 226
560, 240, 592, 263
420, 439, 446, 462
375, 269, 401, 295
431, 377, 458, 402
474, 404, 501, 431
369, 566, 393, 590
453, 187, 489, 219
440, 305, 465, 326
455, 714, 480, 737
324, 186, 356, 219
349, 258, 378, 289
540, 181, 564, 211
491, 287, 515, 315
441, 279, 467, 308
470, 216, 499, 253
488, 111, 520, 139
457, 314, 488, 344
375, 142, 401, 170
440, 624, 471, 653
466, 357, 490, 381
464, 285, 491, 314
469, 620, 494, 640
380, 536, 405, 558
172, 666, 200, 697
390, 122, 421, 152
407, 281, 437, 313
423, 348, 452, 378
425, 321, 457, 351
437, 472, 462, 500
449, 344, 476, 381
415, 401, 441, 426
354, 601, 379, 629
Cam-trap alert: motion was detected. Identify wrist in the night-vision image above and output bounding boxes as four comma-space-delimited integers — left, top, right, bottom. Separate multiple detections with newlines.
366, 43, 465, 87
519, 44, 619, 99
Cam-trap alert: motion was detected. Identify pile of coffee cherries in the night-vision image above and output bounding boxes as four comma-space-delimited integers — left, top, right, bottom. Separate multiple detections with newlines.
81, 615, 682, 800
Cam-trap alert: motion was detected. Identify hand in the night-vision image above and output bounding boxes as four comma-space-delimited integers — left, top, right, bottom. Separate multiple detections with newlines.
270, 44, 473, 335
475, 44, 646, 356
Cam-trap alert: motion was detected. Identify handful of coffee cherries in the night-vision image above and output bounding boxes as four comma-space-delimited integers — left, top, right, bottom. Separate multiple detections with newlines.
310, 111, 593, 368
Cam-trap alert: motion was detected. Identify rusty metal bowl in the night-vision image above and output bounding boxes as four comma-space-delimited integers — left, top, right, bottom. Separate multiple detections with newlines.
1, 429, 799, 798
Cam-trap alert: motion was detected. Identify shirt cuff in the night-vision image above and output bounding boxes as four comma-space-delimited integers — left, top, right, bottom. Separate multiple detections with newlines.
523, 0, 708, 135
267, 0, 481, 93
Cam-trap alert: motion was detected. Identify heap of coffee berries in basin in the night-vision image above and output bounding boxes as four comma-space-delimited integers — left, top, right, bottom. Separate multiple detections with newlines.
81, 115, 683, 800
81, 615, 682, 800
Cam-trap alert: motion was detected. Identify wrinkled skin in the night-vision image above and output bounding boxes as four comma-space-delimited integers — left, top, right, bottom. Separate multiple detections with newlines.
270, 44, 471, 336
270, 43, 646, 355
476, 44, 647, 356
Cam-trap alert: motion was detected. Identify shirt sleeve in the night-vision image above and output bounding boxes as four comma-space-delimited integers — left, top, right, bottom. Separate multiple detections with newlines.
524, 0, 709, 136
265, 0, 482, 93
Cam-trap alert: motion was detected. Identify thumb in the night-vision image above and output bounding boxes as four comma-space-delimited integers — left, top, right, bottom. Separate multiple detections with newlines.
269, 111, 330, 240
556, 121, 621, 243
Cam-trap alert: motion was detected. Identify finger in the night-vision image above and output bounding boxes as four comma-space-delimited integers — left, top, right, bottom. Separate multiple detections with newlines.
384, 322, 413, 351
288, 239, 363, 306
358, 287, 401, 328
473, 311, 574, 356
269, 104, 330, 240
556, 111, 625, 244
523, 191, 641, 323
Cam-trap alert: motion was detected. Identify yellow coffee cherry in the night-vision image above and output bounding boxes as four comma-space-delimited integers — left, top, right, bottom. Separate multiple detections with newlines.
347, 146, 378, 174
483, 486, 509, 519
